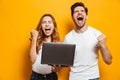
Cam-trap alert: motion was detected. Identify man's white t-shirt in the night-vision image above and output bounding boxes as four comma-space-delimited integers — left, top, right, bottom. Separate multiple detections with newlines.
64, 26, 102, 80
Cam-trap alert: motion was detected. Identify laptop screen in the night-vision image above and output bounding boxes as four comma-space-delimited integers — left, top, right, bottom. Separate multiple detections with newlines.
41, 42, 76, 66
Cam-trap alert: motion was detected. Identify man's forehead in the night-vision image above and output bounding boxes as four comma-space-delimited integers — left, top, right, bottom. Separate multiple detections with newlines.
74, 6, 85, 10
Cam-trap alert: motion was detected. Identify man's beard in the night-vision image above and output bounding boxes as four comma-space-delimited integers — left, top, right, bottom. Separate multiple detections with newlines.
75, 21, 85, 30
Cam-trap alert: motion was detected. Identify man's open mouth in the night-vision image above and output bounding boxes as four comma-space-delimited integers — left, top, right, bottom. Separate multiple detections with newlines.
77, 17, 83, 21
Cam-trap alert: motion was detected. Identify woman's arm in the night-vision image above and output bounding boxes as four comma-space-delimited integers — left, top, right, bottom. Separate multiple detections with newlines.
29, 29, 38, 64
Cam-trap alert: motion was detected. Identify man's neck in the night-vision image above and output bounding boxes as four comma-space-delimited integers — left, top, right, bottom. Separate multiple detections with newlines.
75, 25, 88, 33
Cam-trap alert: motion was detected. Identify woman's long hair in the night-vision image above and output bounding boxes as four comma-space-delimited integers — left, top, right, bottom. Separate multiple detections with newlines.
36, 14, 60, 53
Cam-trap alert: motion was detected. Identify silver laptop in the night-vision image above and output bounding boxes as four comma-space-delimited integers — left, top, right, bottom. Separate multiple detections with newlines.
41, 42, 76, 66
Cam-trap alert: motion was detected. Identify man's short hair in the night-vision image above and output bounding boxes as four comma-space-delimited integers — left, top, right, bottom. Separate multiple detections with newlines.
71, 2, 88, 16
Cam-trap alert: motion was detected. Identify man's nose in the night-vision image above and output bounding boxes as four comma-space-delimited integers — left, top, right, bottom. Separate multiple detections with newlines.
78, 12, 82, 15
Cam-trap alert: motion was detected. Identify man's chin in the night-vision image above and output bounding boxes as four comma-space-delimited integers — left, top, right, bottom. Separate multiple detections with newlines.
78, 22, 85, 28
76, 25, 84, 29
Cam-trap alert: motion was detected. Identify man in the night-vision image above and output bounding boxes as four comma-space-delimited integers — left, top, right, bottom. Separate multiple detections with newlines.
64, 2, 112, 80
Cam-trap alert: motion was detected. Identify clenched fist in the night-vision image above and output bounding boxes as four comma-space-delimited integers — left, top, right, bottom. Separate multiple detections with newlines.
97, 34, 107, 48
30, 29, 38, 41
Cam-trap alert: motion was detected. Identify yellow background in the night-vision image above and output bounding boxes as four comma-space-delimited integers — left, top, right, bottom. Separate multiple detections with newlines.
0, 0, 120, 80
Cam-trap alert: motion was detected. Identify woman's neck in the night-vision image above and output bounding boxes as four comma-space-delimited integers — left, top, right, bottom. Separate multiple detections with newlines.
45, 36, 52, 42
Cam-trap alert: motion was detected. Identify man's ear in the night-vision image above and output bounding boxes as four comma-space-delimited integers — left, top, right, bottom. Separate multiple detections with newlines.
86, 15, 88, 20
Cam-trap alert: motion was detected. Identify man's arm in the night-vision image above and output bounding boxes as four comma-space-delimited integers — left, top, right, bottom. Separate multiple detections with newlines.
98, 34, 112, 65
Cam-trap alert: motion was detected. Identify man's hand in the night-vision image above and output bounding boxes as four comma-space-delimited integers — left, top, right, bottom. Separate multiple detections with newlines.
97, 34, 107, 48
51, 65, 61, 72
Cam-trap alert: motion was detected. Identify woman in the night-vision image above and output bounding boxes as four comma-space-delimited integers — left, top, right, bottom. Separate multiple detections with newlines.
29, 14, 60, 80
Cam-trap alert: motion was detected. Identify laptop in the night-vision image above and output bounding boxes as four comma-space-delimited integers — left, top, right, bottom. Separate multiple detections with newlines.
41, 42, 76, 66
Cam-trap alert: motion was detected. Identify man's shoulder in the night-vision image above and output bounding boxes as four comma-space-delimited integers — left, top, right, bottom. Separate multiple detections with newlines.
88, 26, 100, 31
65, 30, 74, 36
64, 30, 74, 42
88, 26, 102, 37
